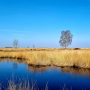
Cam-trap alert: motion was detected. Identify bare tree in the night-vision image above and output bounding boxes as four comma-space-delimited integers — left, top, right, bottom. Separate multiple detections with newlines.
13, 39, 18, 48
59, 30, 73, 48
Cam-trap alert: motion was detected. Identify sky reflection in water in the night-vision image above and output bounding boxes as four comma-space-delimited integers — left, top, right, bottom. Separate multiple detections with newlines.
0, 61, 90, 90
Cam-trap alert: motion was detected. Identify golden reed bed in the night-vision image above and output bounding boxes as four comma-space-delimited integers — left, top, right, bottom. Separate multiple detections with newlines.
0, 48, 90, 68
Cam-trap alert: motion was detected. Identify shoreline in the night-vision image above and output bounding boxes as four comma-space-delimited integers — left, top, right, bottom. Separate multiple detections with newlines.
0, 48, 90, 69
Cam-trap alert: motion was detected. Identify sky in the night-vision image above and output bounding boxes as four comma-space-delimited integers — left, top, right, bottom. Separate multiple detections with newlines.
0, 0, 90, 48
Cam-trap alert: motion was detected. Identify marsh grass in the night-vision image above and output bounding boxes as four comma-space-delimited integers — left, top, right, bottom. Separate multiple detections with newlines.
0, 67, 87, 90
8, 80, 35, 90
7, 80, 73, 90
0, 48, 90, 68
0, 79, 70, 90
1, 77, 49, 90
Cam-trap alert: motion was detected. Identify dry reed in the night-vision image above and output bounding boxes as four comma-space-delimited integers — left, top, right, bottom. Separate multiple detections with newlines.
0, 48, 90, 68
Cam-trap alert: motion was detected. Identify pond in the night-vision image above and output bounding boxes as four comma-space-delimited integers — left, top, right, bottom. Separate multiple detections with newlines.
0, 60, 90, 90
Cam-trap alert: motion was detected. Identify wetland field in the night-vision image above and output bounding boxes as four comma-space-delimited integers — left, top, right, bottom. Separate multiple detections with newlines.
0, 48, 90, 68
0, 48, 90, 90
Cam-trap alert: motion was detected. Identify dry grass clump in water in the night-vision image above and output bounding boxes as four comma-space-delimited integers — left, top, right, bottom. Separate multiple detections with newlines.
0, 48, 90, 68
1, 79, 69, 90
1, 79, 48, 90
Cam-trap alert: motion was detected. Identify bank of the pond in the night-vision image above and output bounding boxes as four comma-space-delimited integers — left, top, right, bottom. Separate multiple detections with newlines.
0, 48, 90, 68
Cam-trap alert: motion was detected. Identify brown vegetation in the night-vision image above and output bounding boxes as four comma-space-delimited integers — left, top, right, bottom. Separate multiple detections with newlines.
0, 48, 90, 68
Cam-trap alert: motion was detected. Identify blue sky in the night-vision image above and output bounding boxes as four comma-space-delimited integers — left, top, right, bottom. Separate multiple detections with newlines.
0, 0, 90, 48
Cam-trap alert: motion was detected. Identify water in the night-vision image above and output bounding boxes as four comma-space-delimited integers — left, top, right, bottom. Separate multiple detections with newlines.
0, 60, 90, 90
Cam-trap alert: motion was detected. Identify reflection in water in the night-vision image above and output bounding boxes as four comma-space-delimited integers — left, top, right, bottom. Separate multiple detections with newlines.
27, 65, 90, 77
1, 59, 90, 77
13, 62, 18, 69
60, 67, 90, 76
0, 58, 25, 64
0, 60, 90, 90
28, 65, 49, 72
